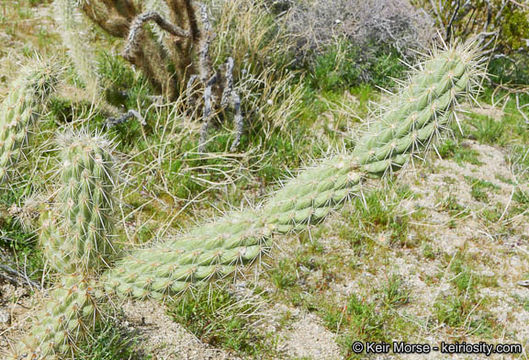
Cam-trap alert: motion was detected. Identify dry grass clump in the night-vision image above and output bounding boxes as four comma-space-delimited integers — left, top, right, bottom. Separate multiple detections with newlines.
207, 0, 293, 76
192, 0, 300, 147
286, 0, 436, 61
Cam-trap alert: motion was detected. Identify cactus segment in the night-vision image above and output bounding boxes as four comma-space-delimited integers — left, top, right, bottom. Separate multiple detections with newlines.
262, 155, 362, 229
61, 132, 115, 274
0, 62, 57, 184
352, 46, 477, 159
16, 131, 117, 358
53, 0, 99, 97
102, 211, 269, 299
40, 131, 116, 275
11, 274, 99, 360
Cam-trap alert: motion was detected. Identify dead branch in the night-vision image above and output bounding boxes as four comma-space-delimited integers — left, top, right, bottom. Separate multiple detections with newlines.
221, 57, 235, 109
123, 11, 190, 62
230, 91, 244, 151
198, 73, 219, 152
106, 109, 146, 128
0, 263, 41, 290
198, 2, 214, 83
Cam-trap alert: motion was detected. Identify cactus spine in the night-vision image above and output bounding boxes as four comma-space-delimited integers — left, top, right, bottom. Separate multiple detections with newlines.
0, 62, 57, 184
101, 43, 483, 300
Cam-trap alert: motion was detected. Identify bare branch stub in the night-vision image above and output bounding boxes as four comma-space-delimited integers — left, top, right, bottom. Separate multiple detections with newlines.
194, 6, 244, 152
230, 91, 243, 151
222, 57, 244, 151
198, 73, 219, 152
196, 56, 244, 152
221, 57, 235, 109
106, 109, 146, 128
198, 2, 214, 83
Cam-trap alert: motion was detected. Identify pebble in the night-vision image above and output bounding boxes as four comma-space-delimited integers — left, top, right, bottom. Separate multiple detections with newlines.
0, 309, 11, 325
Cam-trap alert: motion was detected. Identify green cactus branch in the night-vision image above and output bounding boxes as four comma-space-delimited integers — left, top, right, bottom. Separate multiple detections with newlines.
11, 273, 101, 360
41, 132, 117, 275
0, 61, 58, 185
53, 0, 100, 99
101, 43, 485, 300
11, 131, 117, 359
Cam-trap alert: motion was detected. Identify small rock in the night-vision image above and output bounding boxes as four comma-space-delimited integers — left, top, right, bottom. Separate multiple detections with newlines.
0, 309, 11, 325
517, 280, 529, 288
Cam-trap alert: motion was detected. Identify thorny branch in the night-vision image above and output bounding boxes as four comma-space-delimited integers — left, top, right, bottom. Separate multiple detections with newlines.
193, 4, 244, 152
221, 57, 235, 109
123, 11, 190, 62
198, 73, 218, 152
198, 2, 214, 83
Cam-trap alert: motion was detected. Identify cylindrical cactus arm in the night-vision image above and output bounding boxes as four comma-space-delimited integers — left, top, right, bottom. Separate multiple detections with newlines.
102, 210, 269, 299
352, 44, 481, 161
9, 274, 100, 360
14, 131, 117, 359
262, 155, 363, 233
0, 61, 58, 184
42, 131, 117, 275
102, 43, 484, 300
53, 0, 99, 98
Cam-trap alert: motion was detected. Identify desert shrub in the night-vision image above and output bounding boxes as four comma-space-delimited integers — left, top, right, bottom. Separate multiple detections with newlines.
284, 0, 435, 89
286, 0, 436, 61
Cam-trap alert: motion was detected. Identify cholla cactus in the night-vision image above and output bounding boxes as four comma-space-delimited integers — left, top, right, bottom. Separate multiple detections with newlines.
0, 61, 57, 184
11, 131, 116, 359
351, 47, 476, 165
41, 131, 117, 275
63, 0, 244, 149
53, 0, 99, 99
10, 43, 484, 358
77, 0, 199, 99
102, 43, 484, 300
11, 274, 100, 360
